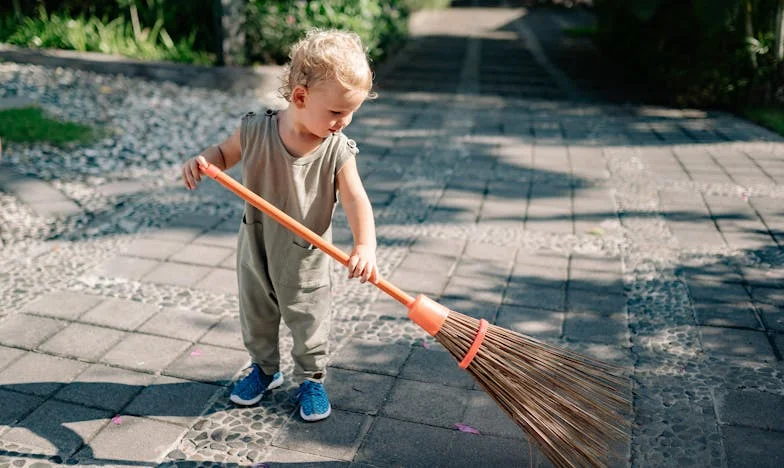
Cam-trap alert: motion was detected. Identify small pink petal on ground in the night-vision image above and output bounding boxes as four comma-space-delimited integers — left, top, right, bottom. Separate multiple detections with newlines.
111, 415, 123, 425
455, 423, 480, 434
422, 339, 431, 350
190, 349, 202, 357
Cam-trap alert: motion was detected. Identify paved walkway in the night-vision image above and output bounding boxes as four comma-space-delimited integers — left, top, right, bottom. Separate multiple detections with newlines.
1, 3, 784, 467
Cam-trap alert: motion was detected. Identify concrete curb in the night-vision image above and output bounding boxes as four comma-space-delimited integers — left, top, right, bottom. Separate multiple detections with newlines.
0, 43, 285, 97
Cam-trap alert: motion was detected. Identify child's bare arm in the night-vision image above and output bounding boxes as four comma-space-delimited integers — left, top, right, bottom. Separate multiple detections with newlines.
182, 127, 241, 190
336, 158, 378, 283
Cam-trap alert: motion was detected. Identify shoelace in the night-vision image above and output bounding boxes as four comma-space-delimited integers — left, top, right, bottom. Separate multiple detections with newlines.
297, 381, 325, 409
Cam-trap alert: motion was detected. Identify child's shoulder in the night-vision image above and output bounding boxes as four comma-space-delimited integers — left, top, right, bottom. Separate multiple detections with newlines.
241, 108, 279, 123
330, 131, 359, 156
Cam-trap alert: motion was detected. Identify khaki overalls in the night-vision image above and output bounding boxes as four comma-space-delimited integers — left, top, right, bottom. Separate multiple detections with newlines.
237, 109, 356, 382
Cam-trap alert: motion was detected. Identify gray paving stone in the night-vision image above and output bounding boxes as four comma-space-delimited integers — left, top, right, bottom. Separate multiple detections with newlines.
694, 302, 762, 330
748, 286, 784, 306
21, 291, 103, 321
715, 390, 784, 431
0, 345, 25, 371
220, 251, 237, 269
438, 296, 498, 322
382, 379, 470, 428
102, 334, 191, 372
355, 417, 453, 468
192, 230, 238, 249
193, 268, 238, 295
721, 425, 784, 468
123, 237, 187, 260
163, 343, 248, 384
262, 447, 349, 467
138, 307, 220, 341
399, 347, 475, 389
511, 263, 567, 289
687, 280, 752, 304
740, 264, 784, 288
569, 289, 627, 315
89, 255, 161, 281
0, 314, 65, 349
670, 226, 726, 248
198, 316, 244, 350
0, 352, 89, 397
39, 323, 126, 362
496, 304, 563, 339
2, 400, 110, 457
325, 367, 395, 415
168, 244, 234, 267
453, 258, 510, 281
564, 309, 628, 346
568, 269, 625, 296
387, 266, 448, 297
462, 390, 524, 440
80, 298, 159, 331
143, 226, 204, 243
0, 389, 45, 424
516, 252, 570, 269
53, 363, 154, 412
124, 375, 221, 427
26, 200, 82, 218
410, 236, 466, 258
141, 262, 213, 288
273, 410, 372, 461
464, 241, 517, 262
397, 251, 457, 273
504, 284, 565, 311
329, 339, 410, 376
699, 327, 775, 360
446, 430, 531, 468
75, 415, 186, 463
96, 179, 147, 197
443, 274, 506, 305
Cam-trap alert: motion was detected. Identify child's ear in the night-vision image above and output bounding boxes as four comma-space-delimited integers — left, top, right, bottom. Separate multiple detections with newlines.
291, 86, 308, 109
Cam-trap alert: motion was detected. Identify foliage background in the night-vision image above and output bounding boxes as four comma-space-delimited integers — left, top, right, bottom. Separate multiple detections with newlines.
0, 0, 417, 66
594, 0, 784, 108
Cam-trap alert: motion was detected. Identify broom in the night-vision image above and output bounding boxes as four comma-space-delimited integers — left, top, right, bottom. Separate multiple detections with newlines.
196, 157, 631, 468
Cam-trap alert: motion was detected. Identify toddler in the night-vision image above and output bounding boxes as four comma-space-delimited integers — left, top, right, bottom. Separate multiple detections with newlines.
181, 29, 378, 421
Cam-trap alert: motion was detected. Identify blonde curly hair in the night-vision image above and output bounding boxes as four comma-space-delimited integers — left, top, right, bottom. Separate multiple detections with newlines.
280, 29, 376, 101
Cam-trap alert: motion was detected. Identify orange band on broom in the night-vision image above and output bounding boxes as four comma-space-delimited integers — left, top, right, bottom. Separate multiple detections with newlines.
197, 157, 631, 468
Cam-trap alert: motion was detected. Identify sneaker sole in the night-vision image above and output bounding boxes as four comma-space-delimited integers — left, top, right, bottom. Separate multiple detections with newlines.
229, 374, 284, 406
300, 404, 331, 422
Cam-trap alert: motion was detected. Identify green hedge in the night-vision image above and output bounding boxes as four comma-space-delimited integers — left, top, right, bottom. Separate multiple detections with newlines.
245, 0, 409, 65
0, 0, 416, 66
594, 0, 782, 108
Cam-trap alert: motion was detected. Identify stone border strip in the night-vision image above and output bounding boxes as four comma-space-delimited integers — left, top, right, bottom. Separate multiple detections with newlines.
0, 43, 284, 97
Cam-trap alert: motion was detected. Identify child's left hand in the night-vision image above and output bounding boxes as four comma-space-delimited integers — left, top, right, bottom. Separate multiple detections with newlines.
348, 244, 378, 283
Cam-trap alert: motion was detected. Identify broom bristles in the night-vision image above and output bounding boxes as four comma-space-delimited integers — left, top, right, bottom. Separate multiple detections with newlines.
437, 311, 631, 468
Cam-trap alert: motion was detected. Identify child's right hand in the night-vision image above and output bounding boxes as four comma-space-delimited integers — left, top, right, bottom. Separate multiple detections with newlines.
181, 157, 202, 190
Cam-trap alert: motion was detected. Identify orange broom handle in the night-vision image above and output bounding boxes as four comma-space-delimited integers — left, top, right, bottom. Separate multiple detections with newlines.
197, 157, 415, 307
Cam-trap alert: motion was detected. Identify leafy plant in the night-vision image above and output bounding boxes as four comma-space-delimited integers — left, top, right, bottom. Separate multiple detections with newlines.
2, 7, 213, 64
245, 0, 409, 65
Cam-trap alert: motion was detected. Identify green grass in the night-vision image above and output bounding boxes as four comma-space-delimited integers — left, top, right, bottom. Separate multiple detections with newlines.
563, 25, 596, 38
743, 107, 784, 136
0, 106, 94, 145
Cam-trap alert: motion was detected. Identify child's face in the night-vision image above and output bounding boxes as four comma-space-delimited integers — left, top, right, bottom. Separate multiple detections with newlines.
297, 79, 366, 138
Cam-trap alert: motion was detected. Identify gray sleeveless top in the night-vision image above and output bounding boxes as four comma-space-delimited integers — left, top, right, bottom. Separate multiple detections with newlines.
239, 109, 357, 287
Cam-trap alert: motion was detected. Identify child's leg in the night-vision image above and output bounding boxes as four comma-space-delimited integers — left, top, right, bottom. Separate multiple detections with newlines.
237, 221, 281, 375
278, 284, 332, 382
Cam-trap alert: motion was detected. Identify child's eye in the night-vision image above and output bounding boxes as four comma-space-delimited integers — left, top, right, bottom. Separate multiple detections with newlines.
331, 111, 342, 116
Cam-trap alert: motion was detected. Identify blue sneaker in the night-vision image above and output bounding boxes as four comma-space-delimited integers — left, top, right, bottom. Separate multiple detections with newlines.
296, 380, 331, 421
230, 364, 283, 406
